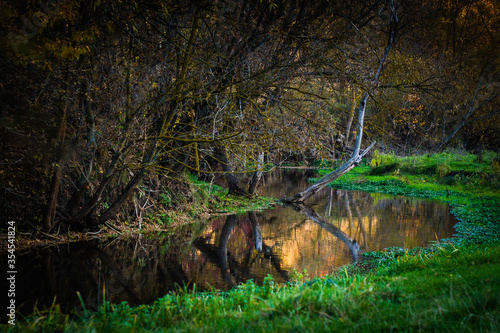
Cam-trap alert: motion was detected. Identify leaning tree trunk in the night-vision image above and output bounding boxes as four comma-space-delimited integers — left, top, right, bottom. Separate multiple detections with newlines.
44, 68, 70, 230
97, 169, 146, 225
283, 86, 375, 203
283, 2, 398, 204
434, 70, 496, 152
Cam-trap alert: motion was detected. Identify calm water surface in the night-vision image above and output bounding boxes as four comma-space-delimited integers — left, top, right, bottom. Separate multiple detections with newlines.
2, 168, 458, 317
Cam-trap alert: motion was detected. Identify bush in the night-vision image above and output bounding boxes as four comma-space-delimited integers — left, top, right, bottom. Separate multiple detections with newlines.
369, 163, 399, 175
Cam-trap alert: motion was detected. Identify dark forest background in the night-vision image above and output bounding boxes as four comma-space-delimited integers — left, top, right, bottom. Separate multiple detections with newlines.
1, 0, 498, 231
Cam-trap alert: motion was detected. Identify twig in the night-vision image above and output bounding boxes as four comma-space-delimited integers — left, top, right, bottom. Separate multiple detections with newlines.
104, 222, 123, 235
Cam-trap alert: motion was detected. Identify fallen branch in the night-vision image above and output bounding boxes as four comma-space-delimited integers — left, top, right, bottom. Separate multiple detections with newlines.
282, 141, 375, 203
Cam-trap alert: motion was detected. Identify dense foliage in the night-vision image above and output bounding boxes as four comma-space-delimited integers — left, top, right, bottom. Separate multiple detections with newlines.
1, 0, 499, 231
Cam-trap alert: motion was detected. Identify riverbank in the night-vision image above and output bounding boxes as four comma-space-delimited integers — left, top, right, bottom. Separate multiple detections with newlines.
0, 178, 277, 255
321, 150, 500, 249
3, 151, 500, 332
8, 243, 498, 332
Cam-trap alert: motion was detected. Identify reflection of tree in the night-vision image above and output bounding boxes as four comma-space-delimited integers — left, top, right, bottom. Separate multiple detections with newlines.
218, 215, 239, 287
287, 203, 360, 262
260, 214, 308, 242
348, 192, 368, 249
193, 214, 289, 289
36, 236, 191, 315
91, 247, 144, 305
248, 212, 262, 252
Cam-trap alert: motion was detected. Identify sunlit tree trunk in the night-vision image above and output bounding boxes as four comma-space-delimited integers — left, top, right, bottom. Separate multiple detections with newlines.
283, 1, 398, 203
248, 151, 265, 195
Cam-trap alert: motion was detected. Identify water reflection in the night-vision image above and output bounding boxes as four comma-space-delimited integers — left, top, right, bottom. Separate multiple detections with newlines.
1, 168, 458, 318
185, 185, 456, 289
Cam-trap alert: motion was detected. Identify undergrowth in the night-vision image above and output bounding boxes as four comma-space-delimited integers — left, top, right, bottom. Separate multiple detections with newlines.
143, 173, 276, 229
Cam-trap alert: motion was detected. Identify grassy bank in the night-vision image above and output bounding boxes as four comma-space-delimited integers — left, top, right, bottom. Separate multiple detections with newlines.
0, 174, 276, 254
320, 150, 500, 248
3, 151, 500, 332
6, 244, 499, 332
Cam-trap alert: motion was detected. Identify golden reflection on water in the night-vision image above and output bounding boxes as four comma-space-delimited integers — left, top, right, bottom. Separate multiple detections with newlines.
183, 184, 457, 288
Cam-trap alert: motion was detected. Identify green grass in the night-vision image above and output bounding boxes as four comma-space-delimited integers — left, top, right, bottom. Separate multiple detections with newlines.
3, 151, 500, 332
143, 173, 276, 229
5, 244, 499, 332
184, 173, 277, 214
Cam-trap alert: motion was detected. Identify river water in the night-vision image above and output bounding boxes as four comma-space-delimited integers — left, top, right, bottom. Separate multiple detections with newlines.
2, 168, 458, 317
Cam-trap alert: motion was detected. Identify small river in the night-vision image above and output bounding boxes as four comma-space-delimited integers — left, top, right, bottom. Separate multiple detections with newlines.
2, 168, 458, 317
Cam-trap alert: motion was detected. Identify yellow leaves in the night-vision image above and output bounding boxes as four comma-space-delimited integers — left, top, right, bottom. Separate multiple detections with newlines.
43, 38, 89, 61
42, 61, 53, 71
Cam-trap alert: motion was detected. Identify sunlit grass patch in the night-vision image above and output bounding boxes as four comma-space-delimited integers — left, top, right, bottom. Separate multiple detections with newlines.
322, 150, 499, 198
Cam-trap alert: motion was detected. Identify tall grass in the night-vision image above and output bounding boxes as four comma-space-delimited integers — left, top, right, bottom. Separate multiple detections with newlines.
366, 150, 500, 195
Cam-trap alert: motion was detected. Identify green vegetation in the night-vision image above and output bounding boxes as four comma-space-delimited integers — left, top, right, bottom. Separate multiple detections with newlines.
330, 149, 500, 197
4, 151, 499, 332
5, 246, 499, 332
3, 0, 499, 232
143, 173, 276, 230
321, 150, 500, 248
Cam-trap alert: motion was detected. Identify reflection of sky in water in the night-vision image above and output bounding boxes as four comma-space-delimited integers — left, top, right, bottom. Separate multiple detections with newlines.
3, 169, 457, 319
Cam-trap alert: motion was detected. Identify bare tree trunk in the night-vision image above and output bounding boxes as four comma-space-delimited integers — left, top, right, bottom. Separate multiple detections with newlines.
215, 145, 247, 195
345, 89, 361, 147
284, 90, 374, 203
248, 151, 264, 195
97, 169, 146, 224
67, 80, 96, 215
68, 151, 121, 224
44, 69, 69, 230
283, 2, 398, 203
45, 161, 63, 230
435, 70, 498, 152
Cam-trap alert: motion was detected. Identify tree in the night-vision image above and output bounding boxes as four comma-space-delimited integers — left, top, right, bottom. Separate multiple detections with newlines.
283, 0, 399, 203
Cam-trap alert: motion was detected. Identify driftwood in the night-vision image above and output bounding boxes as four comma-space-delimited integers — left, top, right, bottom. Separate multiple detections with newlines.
282, 141, 375, 203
